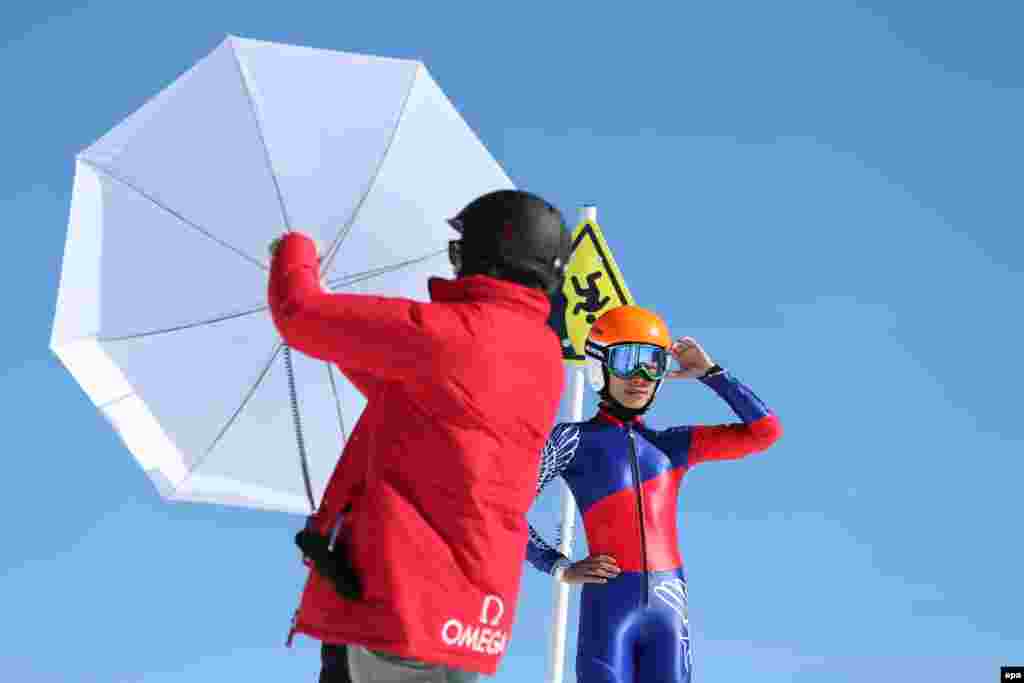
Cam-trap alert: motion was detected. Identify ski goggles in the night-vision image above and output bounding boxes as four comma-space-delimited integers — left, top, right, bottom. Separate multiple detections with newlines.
604, 343, 671, 381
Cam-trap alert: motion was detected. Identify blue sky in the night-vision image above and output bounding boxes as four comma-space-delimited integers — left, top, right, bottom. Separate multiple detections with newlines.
2, 1, 1022, 681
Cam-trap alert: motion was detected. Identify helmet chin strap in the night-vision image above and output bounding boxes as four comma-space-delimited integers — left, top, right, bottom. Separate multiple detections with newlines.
599, 367, 661, 420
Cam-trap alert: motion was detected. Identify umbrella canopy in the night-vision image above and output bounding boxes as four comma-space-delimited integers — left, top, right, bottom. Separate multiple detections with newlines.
51, 36, 512, 514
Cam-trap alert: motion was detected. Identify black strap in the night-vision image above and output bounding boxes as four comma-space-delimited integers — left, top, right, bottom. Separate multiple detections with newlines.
700, 364, 724, 379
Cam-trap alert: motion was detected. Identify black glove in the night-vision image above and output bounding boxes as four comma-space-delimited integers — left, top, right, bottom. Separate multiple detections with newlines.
295, 529, 363, 600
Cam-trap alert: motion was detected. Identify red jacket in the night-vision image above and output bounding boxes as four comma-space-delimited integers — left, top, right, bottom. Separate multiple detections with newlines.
268, 233, 565, 675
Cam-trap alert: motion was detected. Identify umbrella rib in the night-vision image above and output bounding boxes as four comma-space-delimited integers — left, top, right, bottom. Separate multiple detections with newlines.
97, 304, 269, 342
97, 248, 445, 341
320, 64, 422, 275
228, 42, 292, 232
326, 248, 445, 291
326, 363, 348, 442
189, 342, 284, 474
78, 159, 268, 272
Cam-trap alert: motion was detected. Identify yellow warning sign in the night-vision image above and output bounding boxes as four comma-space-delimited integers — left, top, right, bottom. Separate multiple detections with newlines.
548, 217, 635, 364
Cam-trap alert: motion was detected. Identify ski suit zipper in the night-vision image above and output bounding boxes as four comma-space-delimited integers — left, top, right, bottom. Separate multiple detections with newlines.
627, 429, 649, 605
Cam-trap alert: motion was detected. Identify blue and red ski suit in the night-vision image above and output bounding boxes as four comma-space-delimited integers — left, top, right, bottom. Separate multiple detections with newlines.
526, 370, 782, 683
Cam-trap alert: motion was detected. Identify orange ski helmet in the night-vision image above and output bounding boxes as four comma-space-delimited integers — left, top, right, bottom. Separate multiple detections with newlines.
585, 305, 672, 393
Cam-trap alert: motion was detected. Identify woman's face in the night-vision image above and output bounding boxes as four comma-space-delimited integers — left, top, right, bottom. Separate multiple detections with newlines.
606, 373, 655, 410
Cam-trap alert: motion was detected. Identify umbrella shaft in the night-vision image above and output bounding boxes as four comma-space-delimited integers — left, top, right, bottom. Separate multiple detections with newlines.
284, 345, 316, 512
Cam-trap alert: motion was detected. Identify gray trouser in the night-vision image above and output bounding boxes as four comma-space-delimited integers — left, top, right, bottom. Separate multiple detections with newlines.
347, 646, 480, 683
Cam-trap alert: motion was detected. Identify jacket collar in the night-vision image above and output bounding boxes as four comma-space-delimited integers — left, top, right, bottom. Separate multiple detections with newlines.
428, 275, 552, 320
594, 404, 645, 428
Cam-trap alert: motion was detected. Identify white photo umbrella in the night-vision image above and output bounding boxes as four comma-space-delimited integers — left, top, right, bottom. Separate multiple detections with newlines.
51, 36, 512, 515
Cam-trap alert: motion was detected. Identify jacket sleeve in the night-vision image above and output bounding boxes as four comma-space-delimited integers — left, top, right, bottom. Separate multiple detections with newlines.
655, 370, 782, 468
268, 233, 462, 385
525, 424, 582, 575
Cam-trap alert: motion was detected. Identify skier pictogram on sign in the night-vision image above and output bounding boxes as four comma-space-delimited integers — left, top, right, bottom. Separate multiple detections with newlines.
572, 272, 611, 324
